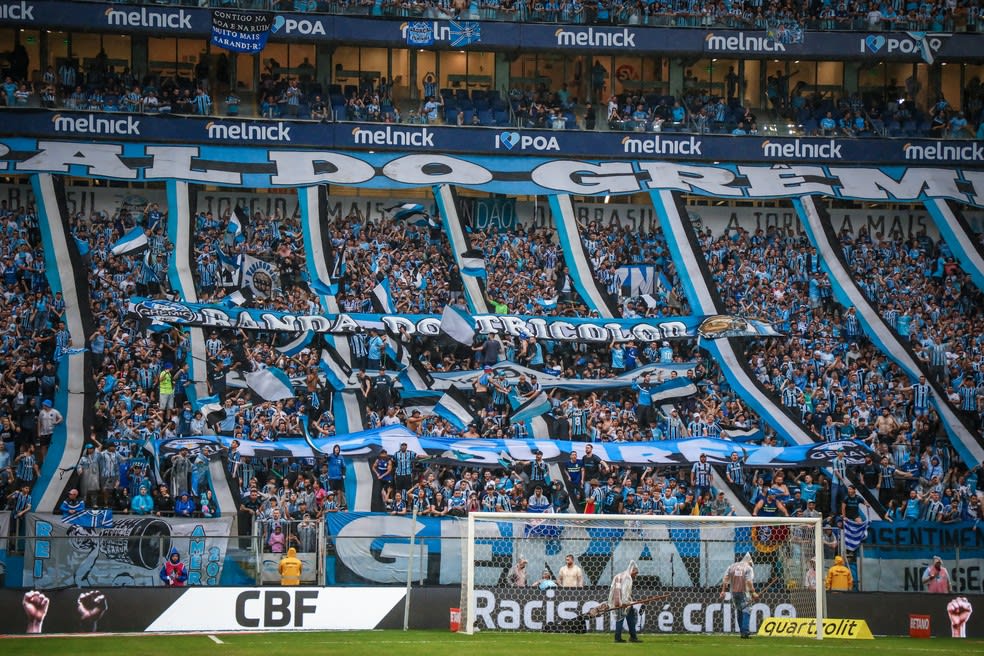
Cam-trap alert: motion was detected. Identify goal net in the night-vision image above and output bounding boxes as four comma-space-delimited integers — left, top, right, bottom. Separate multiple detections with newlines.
461, 512, 823, 638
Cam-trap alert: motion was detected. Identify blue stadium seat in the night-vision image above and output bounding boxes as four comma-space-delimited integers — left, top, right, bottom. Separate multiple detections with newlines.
445, 108, 459, 125
494, 110, 510, 126
478, 109, 495, 126
461, 109, 475, 124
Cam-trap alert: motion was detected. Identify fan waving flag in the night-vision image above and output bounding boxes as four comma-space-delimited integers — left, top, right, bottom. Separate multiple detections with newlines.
843, 516, 869, 551
227, 206, 248, 243
276, 331, 315, 356
432, 387, 480, 431
110, 226, 148, 256
386, 203, 428, 223
511, 391, 553, 424
370, 278, 397, 314
460, 249, 487, 278
440, 304, 476, 345
245, 366, 295, 401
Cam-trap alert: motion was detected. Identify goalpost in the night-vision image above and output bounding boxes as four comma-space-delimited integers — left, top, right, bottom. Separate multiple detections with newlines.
461, 512, 824, 639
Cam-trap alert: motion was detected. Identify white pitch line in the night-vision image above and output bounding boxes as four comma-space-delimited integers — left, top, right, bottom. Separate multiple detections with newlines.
208, 635, 225, 645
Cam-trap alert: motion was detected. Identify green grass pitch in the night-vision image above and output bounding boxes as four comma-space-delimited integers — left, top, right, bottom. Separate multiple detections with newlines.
1, 630, 980, 656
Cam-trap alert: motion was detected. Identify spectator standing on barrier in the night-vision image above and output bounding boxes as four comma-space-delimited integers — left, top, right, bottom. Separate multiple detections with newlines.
279, 547, 302, 586
160, 548, 188, 587
923, 556, 952, 593
825, 555, 853, 592
36, 399, 62, 466
326, 444, 347, 510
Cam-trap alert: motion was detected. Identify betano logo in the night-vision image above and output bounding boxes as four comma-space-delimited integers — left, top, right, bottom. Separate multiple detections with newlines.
52, 113, 141, 136
761, 139, 843, 159
104, 6, 192, 29
705, 32, 785, 52
904, 141, 983, 161
621, 135, 702, 155
0, 1, 35, 20
554, 27, 636, 47
206, 121, 292, 141
352, 126, 434, 147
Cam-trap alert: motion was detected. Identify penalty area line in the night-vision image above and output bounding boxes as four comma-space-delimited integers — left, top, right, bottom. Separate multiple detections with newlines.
208, 635, 225, 645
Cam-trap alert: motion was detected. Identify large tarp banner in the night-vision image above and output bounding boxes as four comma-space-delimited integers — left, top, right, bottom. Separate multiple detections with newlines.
214, 425, 873, 467
23, 512, 234, 589
127, 297, 781, 342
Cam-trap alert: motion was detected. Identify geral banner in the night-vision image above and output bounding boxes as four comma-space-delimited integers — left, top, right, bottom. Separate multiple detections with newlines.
127, 298, 782, 342
23, 512, 234, 589
860, 520, 984, 593
325, 511, 815, 587
3, 138, 984, 203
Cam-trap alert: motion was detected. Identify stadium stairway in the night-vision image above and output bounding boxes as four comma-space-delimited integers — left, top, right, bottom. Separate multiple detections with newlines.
795, 195, 984, 469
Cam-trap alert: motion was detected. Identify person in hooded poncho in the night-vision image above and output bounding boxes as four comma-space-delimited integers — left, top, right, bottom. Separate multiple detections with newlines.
160, 548, 188, 587
608, 560, 640, 643
721, 552, 758, 638
279, 547, 302, 586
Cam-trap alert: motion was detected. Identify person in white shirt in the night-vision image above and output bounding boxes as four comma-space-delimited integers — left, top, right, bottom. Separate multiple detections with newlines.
557, 553, 585, 587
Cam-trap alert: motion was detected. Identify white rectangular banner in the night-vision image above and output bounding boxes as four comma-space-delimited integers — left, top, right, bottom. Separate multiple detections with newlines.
145, 587, 406, 631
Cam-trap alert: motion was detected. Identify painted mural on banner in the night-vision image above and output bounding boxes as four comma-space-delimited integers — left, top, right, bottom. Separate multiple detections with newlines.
3, 139, 984, 203
228, 426, 872, 467
23, 511, 234, 589
860, 521, 984, 594
126, 297, 783, 342
324, 511, 815, 591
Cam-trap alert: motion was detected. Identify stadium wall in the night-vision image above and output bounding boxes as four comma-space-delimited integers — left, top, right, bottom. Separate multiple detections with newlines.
0, 586, 979, 637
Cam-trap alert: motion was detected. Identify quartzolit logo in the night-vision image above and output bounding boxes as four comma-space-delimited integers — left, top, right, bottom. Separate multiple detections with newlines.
52, 113, 141, 136
105, 6, 192, 29
495, 131, 560, 151
0, 1, 35, 20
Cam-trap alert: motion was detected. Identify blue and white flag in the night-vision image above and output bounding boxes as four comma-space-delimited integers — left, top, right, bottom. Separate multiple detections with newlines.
110, 226, 148, 256
55, 346, 87, 362
277, 331, 315, 357
440, 304, 476, 345
217, 249, 242, 288
510, 391, 553, 424
221, 287, 254, 308
226, 206, 247, 243
843, 516, 869, 551
320, 345, 353, 390
386, 203, 428, 222
432, 387, 479, 431
460, 249, 487, 278
371, 278, 397, 314
309, 278, 339, 297
74, 235, 91, 257
245, 366, 295, 401
60, 509, 114, 529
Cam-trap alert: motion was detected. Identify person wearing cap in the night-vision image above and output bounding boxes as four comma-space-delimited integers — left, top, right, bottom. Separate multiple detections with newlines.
922, 555, 952, 593
528, 485, 551, 513
323, 489, 339, 513
609, 560, 641, 643
36, 398, 63, 466
721, 553, 758, 638
550, 479, 569, 512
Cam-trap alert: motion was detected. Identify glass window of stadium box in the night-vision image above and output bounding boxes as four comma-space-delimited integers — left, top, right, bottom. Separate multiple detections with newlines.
72, 33, 132, 86
684, 58, 735, 101
0, 29, 40, 86
332, 46, 389, 98
439, 50, 494, 93
858, 62, 916, 108
148, 38, 208, 86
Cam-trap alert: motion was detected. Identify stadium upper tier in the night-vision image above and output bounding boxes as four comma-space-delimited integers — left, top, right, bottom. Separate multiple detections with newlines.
60, 0, 983, 34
